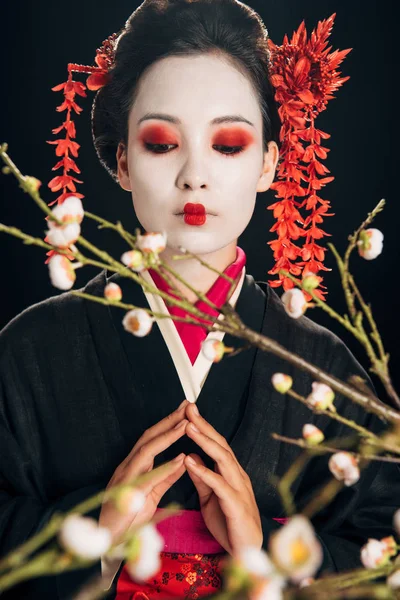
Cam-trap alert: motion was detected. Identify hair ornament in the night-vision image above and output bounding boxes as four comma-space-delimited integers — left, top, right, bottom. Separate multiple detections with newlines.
267, 13, 351, 299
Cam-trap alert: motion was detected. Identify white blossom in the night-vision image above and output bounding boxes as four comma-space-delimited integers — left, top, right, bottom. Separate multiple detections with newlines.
306, 382, 335, 411
387, 569, 400, 589
271, 373, 293, 394
302, 424, 324, 445
122, 309, 154, 337
45, 222, 81, 248
48, 255, 76, 290
250, 576, 285, 600
136, 232, 167, 254
393, 508, 400, 536
357, 228, 384, 260
361, 538, 391, 569
48, 195, 84, 226
104, 282, 122, 302
126, 524, 164, 582
237, 547, 275, 578
115, 487, 146, 516
121, 249, 146, 272
298, 577, 315, 588
201, 338, 225, 363
269, 515, 323, 583
328, 452, 360, 486
58, 514, 111, 560
281, 288, 308, 319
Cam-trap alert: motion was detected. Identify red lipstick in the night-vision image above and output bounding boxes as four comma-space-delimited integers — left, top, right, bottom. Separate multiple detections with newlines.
183, 203, 206, 226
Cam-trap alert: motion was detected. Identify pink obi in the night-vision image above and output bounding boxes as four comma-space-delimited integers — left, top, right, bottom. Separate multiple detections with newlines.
155, 509, 289, 554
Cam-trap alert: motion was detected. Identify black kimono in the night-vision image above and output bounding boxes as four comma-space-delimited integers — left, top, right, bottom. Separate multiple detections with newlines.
0, 268, 398, 599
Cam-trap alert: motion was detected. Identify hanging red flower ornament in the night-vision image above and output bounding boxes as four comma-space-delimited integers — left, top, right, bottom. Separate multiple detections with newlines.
45, 33, 118, 263
267, 13, 351, 300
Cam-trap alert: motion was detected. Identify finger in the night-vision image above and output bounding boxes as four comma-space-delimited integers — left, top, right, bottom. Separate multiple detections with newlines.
130, 399, 189, 457
136, 453, 186, 494
185, 422, 243, 490
152, 460, 187, 503
184, 454, 213, 504
185, 455, 239, 515
126, 419, 189, 477
185, 404, 249, 480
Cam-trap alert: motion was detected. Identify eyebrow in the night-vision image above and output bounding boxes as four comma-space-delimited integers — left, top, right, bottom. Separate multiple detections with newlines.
137, 112, 255, 127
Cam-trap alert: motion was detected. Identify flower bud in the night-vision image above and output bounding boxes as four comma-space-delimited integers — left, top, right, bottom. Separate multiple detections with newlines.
302, 273, 320, 292
122, 309, 153, 337
136, 232, 167, 254
48, 254, 76, 290
58, 514, 111, 560
387, 569, 400, 589
201, 338, 226, 363
361, 538, 391, 569
25, 176, 42, 193
328, 451, 360, 486
121, 250, 146, 272
48, 195, 84, 226
306, 382, 335, 411
393, 508, 400, 536
115, 487, 146, 515
45, 222, 81, 248
281, 288, 308, 319
299, 577, 315, 588
302, 424, 324, 445
104, 282, 123, 302
126, 524, 164, 582
271, 373, 293, 394
357, 228, 384, 260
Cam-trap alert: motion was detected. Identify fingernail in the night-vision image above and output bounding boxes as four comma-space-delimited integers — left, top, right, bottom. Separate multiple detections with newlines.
189, 423, 199, 433
173, 453, 185, 462
177, 400, 187, 410
174, 419, 187, 429
186, 456, 196, 466
192, 404, 199, 416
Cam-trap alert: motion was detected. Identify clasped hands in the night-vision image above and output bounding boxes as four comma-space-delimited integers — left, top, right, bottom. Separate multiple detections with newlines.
100, 400, 262, 556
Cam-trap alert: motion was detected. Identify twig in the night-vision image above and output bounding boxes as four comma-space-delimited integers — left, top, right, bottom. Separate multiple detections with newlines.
271, 433, 400, 464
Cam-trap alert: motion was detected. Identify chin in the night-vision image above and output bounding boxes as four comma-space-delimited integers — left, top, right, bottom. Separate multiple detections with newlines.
165, 230, 227, 255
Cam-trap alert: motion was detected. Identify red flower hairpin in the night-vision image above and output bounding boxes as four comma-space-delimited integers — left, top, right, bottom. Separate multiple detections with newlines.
45, 15, 351, 300
267, 13, 351, 299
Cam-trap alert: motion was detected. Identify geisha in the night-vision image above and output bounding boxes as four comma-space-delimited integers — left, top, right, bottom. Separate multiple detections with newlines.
0, 0, 398, 599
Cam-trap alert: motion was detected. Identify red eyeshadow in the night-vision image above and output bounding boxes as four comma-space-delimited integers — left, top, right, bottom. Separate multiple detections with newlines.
138, 124, 178, 145
212, 127, 255, 146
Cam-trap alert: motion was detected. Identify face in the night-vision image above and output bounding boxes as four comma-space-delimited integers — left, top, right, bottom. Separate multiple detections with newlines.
117, 53, 278, 255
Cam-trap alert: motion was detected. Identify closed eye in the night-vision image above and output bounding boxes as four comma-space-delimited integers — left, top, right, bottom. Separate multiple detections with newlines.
144, 143, 245, 157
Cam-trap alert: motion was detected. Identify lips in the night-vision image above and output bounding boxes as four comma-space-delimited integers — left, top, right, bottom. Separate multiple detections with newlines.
182, 203, 207, 226
183, 203, 206, 215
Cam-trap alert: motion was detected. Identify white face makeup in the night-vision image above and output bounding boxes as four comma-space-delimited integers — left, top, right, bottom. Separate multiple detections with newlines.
117, 52, 278, 256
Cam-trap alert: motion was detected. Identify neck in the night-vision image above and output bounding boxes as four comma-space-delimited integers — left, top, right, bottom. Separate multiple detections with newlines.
158, 240, 238, 304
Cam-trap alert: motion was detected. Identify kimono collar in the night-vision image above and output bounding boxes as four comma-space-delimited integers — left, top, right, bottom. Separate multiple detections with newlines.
147, 246, 246, 364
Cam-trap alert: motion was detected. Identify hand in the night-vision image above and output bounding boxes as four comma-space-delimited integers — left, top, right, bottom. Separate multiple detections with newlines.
100, 400, 189, 544
184, 403, 262, 556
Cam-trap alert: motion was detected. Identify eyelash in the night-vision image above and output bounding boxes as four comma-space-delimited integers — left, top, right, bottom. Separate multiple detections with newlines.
144, 143, 245, 157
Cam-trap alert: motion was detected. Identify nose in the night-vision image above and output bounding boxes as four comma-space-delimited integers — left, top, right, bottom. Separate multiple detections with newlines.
176, 152, 208, 191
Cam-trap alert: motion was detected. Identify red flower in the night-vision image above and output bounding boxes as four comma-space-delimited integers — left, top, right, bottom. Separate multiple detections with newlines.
267, 14, 351, 298
45, 33, 118, 262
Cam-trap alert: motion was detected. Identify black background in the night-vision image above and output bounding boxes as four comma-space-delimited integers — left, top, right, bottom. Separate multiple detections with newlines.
1, 1, 397, 398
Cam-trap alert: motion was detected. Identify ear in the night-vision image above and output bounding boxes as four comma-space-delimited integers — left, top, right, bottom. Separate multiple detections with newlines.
256, 141, 279, 193
116, 142, 132, 192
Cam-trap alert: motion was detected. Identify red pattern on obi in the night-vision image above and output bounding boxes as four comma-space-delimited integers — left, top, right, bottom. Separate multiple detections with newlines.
116, 552, 224, 599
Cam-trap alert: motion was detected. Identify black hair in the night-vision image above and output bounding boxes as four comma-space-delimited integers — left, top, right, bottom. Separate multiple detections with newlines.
91, 0, 281, 182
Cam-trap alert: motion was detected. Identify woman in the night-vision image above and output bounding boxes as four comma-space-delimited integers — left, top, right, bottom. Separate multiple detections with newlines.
0, 0, 398, 598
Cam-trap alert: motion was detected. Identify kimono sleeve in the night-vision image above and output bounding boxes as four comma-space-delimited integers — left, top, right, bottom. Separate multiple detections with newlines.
0, 322, 104, 599
294, 335, 400, 576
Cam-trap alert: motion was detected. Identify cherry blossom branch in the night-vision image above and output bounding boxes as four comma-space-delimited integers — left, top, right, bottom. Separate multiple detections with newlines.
271, 433, 400, 465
